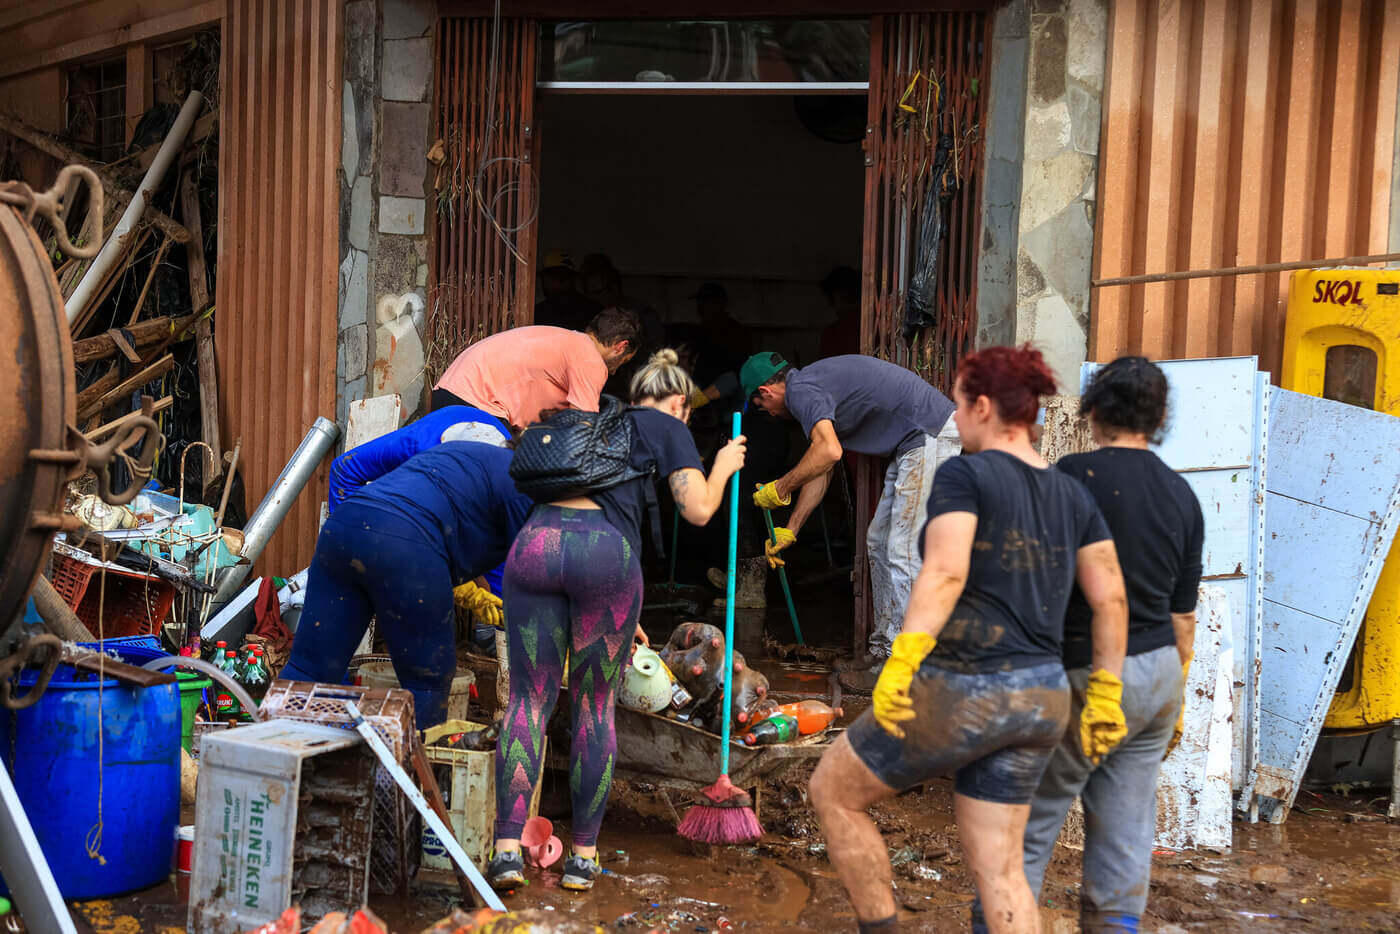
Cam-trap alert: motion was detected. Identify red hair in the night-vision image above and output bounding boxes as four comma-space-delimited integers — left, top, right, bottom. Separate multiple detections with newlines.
955, 345, 1057, 426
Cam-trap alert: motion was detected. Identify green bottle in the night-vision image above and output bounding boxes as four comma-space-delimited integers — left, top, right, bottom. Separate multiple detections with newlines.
743, 713, 798, 746
215, 650, 243, 720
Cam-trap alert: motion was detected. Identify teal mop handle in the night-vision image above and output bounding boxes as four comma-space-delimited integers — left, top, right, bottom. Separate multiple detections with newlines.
666, 509, 680, 589
764, 508, 805, 646
720, 411, 741, 776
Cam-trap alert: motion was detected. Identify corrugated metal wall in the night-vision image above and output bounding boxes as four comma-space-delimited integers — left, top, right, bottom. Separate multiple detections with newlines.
216, 0, 341, 573
1092, 0, 1400, 374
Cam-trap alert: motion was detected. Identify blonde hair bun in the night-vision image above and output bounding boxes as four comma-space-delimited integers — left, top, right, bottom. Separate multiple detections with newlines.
630, 346, 696, 404
650, 348, 680, 367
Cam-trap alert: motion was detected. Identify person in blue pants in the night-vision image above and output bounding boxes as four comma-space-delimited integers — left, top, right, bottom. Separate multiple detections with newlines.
328, 405, 512, 599
281, 442, 532, 727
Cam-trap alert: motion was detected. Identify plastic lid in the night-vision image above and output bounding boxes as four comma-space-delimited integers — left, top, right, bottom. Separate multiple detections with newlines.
225, 650, 237, 658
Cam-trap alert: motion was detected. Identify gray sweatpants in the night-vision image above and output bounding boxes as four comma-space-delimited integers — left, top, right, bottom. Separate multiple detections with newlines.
1023, 645, 1183, 928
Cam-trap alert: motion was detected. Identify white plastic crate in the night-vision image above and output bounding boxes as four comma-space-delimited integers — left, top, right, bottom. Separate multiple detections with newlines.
188, 721, 376, 934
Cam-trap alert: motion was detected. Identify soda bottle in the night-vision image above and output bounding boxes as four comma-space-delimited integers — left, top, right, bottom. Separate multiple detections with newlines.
214, 650, 243, 720
243, 649, 269, 706
743, 713, 798, 746
205, 639, 228, 663
748, 700, 842, 735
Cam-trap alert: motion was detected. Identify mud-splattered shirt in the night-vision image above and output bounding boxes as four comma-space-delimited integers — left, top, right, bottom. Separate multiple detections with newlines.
921, 450, 1111, 673
1057, 447, 1204, 669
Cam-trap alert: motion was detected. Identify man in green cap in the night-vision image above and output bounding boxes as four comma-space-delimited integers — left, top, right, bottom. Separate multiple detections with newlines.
741, 352, 960, 691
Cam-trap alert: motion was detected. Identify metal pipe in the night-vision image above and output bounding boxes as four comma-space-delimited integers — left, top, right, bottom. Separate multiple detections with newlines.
67, 91, 204, 324
140, 655, 264, 721
211, 417, 340, 607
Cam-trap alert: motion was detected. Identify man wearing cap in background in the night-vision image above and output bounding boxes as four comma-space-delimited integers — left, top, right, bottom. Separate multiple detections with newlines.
744, 352, 961, 692
430, 308, 641, 428
534, 249, 602, 332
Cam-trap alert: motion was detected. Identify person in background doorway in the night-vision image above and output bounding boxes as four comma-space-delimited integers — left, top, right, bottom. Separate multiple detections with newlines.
280, 442, 533, 729
743, 351, 962, 692
488, 349, 746, 893
693, 282, 752, 367
818, 265, 862, 359
989, 356, 1203, 934
534, 249, 601, 332
809, 345, 1129, 934
430, 309, 641, 428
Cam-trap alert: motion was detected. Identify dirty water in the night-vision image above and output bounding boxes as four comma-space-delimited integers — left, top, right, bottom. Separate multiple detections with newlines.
76, 596, 1400, 933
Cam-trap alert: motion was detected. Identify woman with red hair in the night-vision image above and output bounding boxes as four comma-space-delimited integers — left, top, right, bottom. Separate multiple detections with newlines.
810, 345, 1130, 934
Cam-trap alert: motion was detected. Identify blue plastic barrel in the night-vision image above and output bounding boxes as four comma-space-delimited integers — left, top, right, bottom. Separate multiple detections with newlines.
0, 658, 180, 898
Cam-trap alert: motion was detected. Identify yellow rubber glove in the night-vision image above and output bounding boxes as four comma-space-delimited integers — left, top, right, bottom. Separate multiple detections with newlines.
753, 481, 791, 510
1164, 652, 1193, 759
1080, 669, 1128, 765
872, 632, 936, 738
764, 526, 796, 569
454, 581, 504, 630
689, 387, 711, 410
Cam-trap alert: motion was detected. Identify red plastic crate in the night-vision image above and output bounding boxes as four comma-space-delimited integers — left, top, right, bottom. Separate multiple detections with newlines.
48, 552, 176, 638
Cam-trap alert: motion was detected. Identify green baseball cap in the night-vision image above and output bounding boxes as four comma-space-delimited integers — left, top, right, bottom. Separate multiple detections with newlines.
740, 352, 790, 399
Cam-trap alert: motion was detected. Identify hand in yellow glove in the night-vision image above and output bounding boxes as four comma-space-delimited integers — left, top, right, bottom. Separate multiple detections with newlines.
1164, 652, 1193, 759
753, 481, 791, 510
454, 581, 505, 629
1080, 669, 1128, 765
689, 387, 711, 410
872, 632, 936, 738
764, 526, 796, 569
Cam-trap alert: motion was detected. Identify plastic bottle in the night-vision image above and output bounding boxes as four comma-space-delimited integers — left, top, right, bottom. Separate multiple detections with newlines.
748, 700, 841, 735
743, 713, 799, 746
204, 639, 228, 663
214, 650, 243, 719
243, 649, 269, 706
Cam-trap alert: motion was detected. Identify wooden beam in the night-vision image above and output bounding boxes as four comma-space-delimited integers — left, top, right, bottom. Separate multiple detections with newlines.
84, 395, 174, 440
179, 170, 222, 480
440, 0, 987, 14
72, 311, 200, 364
76, 354, 174, 422
0, 1, 224, 81
0, 112, 191, 244
125, 42, 152, 148
74, 365, 121, 414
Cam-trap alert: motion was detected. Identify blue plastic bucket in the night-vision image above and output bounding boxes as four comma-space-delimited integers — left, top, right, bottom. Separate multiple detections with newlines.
0, 655, 180, 898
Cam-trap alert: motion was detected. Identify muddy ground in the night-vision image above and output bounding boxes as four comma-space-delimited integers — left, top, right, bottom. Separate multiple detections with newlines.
74, 594, 1400, 933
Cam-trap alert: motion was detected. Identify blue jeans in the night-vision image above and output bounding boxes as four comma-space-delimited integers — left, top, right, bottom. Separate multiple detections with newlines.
281, 500, 458, 728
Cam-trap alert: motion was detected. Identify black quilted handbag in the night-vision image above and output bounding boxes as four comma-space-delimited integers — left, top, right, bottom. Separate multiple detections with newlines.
509, 395, 645, 501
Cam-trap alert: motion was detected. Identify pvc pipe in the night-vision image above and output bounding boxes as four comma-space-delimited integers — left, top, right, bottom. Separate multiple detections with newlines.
210, 417, 340, 607
67, 91, 204, 324
139, 655, 263, 721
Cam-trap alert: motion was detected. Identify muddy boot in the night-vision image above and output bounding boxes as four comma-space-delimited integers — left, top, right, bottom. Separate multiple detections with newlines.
837, 659, 886, 695
560, 853, 601, 892
711, 557, 768, 609
835, 651, 881, 673
486, 848, 525, 890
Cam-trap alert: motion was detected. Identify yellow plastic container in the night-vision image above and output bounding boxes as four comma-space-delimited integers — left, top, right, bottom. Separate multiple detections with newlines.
1282, 267, 1400, 730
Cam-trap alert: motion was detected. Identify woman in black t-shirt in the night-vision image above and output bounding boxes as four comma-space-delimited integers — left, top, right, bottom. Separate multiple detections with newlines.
488, 349, 746, 894
809, 345, 1129, 934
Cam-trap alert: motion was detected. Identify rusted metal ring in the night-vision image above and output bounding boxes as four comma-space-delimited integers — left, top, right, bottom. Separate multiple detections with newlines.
0, 164, 104, 259
0, 634, 63, 711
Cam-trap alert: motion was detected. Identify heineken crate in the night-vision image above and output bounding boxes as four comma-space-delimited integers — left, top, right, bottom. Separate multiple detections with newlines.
187, 721, 376, 934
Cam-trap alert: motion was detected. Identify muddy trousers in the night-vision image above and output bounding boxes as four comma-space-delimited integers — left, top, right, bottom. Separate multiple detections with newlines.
281, 501, 458, 729
971, 645, 1182, 934
494, 506, 643, 849
865, 415, 961, 658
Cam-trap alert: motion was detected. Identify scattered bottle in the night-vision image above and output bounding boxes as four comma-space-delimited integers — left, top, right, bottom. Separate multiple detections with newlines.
747, 699, 841, 735
204, 639, 228, 664
214, 650, 243, 720
743, 713, 799, 746
242, 649, 269, 709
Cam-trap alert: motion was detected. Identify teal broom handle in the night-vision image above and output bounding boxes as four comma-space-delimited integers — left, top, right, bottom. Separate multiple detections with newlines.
720, 411, 741, 775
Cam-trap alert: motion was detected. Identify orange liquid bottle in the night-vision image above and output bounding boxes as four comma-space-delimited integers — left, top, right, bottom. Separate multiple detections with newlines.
747, 699, 841, 735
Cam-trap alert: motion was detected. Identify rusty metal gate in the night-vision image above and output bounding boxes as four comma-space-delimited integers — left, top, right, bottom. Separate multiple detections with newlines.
853, 10, 989, 649
429, 17, 540, 382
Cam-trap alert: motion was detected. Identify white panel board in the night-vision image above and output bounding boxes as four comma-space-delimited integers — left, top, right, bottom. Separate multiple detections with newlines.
1254, 388, 1400, 820
1083, 356, 1268, 811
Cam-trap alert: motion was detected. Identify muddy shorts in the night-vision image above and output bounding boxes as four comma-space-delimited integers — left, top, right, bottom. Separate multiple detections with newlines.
847, 660, 1071, 804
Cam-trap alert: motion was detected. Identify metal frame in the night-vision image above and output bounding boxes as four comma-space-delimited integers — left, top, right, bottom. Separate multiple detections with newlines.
0, 767, 80, 934
536, 80, 867, 93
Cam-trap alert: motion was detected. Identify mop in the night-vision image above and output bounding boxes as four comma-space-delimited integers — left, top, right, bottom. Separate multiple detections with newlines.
676, 411, 763, 844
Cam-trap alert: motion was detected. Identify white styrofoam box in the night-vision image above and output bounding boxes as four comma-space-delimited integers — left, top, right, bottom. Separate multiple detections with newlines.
188, 721, 375, 934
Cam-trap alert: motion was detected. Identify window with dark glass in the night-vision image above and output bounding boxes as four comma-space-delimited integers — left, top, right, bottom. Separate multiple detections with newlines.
66, 58, 127, 162
1322, 344, 1378, 410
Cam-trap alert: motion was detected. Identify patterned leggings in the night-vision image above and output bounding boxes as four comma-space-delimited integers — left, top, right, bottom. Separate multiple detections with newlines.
494, 506, 643, 848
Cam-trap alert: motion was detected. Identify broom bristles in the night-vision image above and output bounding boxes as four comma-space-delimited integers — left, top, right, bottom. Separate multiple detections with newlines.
676, 775, 763, 844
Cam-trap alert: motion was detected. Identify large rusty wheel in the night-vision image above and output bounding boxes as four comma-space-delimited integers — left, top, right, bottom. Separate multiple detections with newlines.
0, 201, 77, 642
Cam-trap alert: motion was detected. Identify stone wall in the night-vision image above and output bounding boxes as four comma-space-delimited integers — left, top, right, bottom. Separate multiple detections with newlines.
1010, 0, 1107, 390
336, 0, 436, 434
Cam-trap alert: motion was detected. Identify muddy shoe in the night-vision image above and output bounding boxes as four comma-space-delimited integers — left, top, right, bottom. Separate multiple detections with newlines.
706, 567, 728, 590
837, 660, 886, 695
835, 651, 881, 673
486, 848, 525, 890
560, 853, 601, 892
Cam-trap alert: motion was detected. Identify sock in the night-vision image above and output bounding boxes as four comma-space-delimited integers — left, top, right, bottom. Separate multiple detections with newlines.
857, 916, 899, 934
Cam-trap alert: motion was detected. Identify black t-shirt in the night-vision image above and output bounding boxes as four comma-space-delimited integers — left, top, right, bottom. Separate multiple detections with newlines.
594, 408, 705, 555
1057, 448, 1204, 668
920, 451, 1112, 673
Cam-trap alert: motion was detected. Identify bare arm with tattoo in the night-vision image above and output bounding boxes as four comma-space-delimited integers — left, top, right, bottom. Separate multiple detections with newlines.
669, 435, 747, 525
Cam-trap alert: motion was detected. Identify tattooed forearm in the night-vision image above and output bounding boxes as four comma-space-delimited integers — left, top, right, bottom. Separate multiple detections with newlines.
669, 471, 690, 511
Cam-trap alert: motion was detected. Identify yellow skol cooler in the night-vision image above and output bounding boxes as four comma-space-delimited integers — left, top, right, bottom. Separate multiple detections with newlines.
1282, 266, 1400, 731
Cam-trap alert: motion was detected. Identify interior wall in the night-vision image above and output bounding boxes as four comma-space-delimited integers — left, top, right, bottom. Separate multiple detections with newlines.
537, 93, 864, 364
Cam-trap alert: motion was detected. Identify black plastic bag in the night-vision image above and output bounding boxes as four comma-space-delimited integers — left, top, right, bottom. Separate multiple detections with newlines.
905, 132, 958, 341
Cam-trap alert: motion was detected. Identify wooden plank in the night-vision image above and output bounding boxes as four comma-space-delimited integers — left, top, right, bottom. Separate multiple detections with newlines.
84, 395, 174, 440
72, 312, 200, 363
0, 1, 223, 81
179, 170, 223, 480
76, 354, 174, 422
125, 42, 152, 148
74, 365, 121, 414
105, 327, 141, 364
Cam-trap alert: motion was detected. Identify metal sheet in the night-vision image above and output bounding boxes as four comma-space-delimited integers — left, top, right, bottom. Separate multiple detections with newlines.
1082, 356, 1268, 811
1091, 0, 1400, 375
1253, 387, 1400, 820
